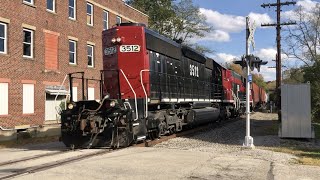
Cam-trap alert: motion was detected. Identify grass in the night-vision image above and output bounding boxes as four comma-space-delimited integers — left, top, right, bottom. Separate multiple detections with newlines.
265, 123, 320, 166
270, 147, 320, 166
0, 136, 59, 149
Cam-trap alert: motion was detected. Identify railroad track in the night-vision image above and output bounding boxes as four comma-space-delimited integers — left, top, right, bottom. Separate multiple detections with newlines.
0, 117, 241, 180
0, 150, 70, 167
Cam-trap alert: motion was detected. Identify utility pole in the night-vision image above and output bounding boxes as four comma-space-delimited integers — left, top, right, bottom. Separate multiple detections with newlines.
261, 0, 296, 120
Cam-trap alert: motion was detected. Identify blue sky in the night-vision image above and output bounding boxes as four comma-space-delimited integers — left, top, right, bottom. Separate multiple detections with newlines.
192, 0, 320, 81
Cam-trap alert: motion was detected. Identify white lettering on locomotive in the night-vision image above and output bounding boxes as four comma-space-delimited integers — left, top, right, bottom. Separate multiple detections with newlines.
104, 46, 117, 55
189, 64, 199, 77
120, 45, 140, 52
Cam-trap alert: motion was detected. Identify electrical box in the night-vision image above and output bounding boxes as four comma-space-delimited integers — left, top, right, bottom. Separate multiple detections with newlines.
279, 83, 314, 138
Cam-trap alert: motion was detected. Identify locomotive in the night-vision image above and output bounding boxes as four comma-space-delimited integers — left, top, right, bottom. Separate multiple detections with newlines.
60, 23, 261, 149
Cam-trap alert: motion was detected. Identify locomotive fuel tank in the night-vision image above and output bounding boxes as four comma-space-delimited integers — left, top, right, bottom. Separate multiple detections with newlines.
186, 107, 220, 126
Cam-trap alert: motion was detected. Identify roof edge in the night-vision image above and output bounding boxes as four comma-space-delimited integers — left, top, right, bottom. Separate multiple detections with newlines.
124, 3, 149, 17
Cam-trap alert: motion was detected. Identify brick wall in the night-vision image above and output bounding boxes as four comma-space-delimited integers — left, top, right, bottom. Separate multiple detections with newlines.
0, 0, 148, 128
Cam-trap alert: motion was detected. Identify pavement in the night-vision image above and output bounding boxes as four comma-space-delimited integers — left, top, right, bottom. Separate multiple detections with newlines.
4, 146, 318, 180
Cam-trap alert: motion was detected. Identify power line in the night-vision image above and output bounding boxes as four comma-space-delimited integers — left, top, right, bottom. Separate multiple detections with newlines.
261, 0, 296, 120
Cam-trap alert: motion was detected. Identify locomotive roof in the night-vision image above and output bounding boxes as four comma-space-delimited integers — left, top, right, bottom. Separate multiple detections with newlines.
145, 28, 181, 60
181, 46, 207, 64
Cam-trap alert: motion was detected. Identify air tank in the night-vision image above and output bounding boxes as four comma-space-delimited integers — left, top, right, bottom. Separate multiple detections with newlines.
186, 107, 220, 126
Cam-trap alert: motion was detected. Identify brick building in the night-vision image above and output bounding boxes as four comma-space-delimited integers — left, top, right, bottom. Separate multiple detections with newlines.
0, 0, 148, 138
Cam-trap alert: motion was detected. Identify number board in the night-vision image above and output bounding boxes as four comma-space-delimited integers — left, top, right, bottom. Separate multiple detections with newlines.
104, 46, 117, 55
190, 64, 199, 77
120, 45, 140, 53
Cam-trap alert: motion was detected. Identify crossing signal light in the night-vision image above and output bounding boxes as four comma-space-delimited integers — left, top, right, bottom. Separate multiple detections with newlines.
233, 56, 247, 68
248, 56, 267, 72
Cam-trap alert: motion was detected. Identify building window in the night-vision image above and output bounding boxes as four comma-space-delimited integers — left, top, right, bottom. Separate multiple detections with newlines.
0, 22, 7, 54
116, 16, 122, 24
47, 0, 55, 12
87, 3, 93, 26
103, 10, 109, 30
72, 86, 77, 101
69, 40, 76, 64
23, 29, 34, 58
87, 45, 94, 67
0, 83, 8, 115
23, 0, 34, 5
88, 87, 94, 100
69, 0, 76, 19
23, 84, 34, 114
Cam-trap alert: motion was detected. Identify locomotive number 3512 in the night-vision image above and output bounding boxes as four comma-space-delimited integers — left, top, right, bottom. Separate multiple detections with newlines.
120, 45, 140, 52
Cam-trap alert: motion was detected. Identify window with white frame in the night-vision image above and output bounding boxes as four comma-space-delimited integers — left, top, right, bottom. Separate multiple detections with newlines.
87, 45, 94, 67
69, 40, 76, 64
23, 84, 34, 114
88, 87, 94, 100
23, 0, 34, 5
0, 83, 8, 115
103, 10, 109, 30
69, 0, 76, 19
86, 3, 93, 26
0, 22, 7, 54
47, 0, 55, 12
72, 86, 77, 101
116, 16, 122, 24
23, 29, 34, 58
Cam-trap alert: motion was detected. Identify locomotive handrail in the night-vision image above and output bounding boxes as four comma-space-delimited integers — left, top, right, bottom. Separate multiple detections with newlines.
140, 69, 150, 118
119, 69, 138, 121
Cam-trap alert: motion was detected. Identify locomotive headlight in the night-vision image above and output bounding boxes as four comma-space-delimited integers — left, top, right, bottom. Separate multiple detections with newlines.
110, 101, 116, 107
111, 38, 116, 43
67, 103, 74, 110
116, 37, 122, 43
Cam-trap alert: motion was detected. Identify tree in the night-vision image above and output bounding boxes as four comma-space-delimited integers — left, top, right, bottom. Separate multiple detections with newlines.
169, 0, 212, 42
284, 4, 320, 122
304, 61, 320, 122
228, 64, 244, 76
252, 73, 267, 90
282, 68, 304, 84
284, 5, 320, 66
126, 0, 212, 53
125, 0, 175, 35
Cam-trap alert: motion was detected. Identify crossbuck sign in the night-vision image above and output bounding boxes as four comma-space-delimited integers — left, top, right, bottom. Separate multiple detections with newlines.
248, 19, 256, 50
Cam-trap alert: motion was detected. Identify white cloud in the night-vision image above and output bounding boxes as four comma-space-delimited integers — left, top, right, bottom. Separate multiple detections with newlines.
198, 8, 273, 42
200, 8, 273, 32
282, 0, 319, 20
191, 30, 230, 43
255, 48, 288, 62
258, 66, 276, 81
209, 53, 238, 64
297, 0, 319, 11
200, 8, 246, 33
248, 12, 273, 28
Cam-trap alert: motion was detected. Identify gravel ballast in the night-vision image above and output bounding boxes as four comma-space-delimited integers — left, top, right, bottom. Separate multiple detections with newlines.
155, 112, 319, 165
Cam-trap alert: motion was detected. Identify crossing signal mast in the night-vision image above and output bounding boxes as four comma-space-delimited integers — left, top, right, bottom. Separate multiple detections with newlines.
234, 17, 267, 148
261, 0, 296, 120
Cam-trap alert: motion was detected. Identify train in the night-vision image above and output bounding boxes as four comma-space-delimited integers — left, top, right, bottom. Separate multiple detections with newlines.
60, 23, 267, 149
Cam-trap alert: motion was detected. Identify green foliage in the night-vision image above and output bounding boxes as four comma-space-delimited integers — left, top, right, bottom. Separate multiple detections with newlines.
282, 68, 304, 84
303, 62, 320, 122
252, 73, 267, 90
126, 0, 212, 53
170, 0, 212, 41
126, 0, 175, 35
